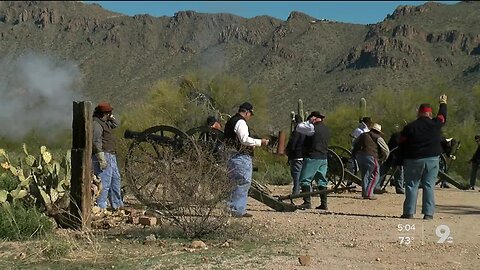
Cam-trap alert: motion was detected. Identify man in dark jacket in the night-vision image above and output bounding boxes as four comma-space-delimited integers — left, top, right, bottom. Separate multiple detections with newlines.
295, 111, 330, 210
378, 128, 405, 194
399, 94, 447, 220
286, 115, 306, 195
468, 135, 480, 190
92, 102, 122, 211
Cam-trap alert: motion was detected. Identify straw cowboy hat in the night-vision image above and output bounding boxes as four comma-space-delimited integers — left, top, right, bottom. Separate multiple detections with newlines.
371, 123, 383, 134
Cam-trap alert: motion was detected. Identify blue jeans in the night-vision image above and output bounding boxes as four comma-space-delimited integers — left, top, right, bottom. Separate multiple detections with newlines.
227, 154, 253, 216
356, 153, 379, 198
403, 156, 439, 216
299, 158, 328, 188
93, 152, 123, 209
289, 159, 303, 194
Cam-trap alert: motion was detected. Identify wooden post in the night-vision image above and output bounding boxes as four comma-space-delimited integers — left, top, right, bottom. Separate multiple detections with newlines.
70, 101, 93, 230
277, 131, 286, 155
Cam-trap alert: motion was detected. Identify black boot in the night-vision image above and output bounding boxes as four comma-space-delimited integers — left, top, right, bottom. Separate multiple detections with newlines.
315, 186, 328, 210
298, 186, 311, 209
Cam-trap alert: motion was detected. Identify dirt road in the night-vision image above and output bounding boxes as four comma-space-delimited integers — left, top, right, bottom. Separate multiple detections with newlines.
246, 185, 480, 270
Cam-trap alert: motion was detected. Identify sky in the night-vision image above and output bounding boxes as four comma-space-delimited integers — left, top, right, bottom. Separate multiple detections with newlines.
86, 1, 459, 25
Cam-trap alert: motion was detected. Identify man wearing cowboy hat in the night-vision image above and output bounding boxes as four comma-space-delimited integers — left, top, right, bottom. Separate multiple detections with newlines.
352, 123, 390, 200
92, 102, 123, 212
399, 94, 447, 220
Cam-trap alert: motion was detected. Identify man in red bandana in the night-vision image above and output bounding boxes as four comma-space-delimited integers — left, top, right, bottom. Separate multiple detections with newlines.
399, 94, 447, 220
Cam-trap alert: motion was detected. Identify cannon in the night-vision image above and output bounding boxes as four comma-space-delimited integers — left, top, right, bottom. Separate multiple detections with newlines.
123, 124, 351, 212
123, 125, 193, 209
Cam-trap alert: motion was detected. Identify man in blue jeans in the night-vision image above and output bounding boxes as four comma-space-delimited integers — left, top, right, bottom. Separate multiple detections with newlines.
399, 94, 447, 220
224, 102, 269, 217
92, 102, 123, 211
286, 115, 306, 195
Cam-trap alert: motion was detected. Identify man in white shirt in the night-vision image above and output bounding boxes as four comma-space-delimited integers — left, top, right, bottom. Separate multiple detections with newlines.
224, 102, 269, 217
351, 117, 372, 143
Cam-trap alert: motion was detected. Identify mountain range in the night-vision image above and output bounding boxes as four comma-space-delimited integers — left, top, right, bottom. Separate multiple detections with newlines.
1, 1, 479, 125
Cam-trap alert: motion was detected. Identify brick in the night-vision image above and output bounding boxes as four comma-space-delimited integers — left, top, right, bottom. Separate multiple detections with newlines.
128, 216, 139, 224
139, 216, 157, 226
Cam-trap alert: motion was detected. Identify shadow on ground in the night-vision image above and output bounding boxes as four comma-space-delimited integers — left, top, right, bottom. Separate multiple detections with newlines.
436, 204, 480, 215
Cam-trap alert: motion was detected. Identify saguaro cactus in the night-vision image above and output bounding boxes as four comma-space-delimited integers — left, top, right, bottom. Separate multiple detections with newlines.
359, 98, 367, 120
297, 99, 304, 122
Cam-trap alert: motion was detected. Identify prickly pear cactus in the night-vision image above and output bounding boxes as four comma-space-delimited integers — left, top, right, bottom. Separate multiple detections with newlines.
0, 145, 71, 214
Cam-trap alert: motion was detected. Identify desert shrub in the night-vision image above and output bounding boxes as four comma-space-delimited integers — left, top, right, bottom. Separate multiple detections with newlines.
124, 135, 235, 238
41, 238, 70, 259
120, 71, 270, 135
0, 201, 54, 240
253, 148, 291, 186
324, 82, 480, 180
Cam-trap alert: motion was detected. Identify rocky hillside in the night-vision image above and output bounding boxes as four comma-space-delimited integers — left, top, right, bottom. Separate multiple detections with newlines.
0, 1, 479, 119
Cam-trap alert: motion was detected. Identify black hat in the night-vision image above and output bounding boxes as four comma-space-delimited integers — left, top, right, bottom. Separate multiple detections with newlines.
206, 116, 218, 126
307, 111, 325, 120
475, 135, 480, 141
360, 117, 372, 124
239, 102, 254, 115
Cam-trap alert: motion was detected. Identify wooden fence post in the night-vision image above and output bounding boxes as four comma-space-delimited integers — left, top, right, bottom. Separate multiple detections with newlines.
70, 101, 93, 230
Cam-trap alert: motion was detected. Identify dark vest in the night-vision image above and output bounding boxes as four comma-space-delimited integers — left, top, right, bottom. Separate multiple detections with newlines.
303, 122, 330, 159
224, 113, 254, 156
356, 132, 381, 159
93, 116, 117, 153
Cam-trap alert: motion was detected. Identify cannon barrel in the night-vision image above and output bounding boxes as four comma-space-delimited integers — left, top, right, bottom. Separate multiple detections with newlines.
124, 129, 145, 140
124, 129, 178, 145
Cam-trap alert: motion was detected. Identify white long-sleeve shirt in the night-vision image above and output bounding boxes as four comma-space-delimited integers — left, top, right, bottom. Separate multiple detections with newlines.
234, 119, 262, 146
351, 122, 370, 146
352, 122, 369, 140
296, 121, 315, 136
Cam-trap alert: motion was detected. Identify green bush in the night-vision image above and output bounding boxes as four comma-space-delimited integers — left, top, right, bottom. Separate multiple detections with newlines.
0, 202, 54, 240
253, 148, 291, 186
0, 172, 17, 192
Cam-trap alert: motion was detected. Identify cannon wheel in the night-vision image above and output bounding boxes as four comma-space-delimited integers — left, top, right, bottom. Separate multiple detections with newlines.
124, 125, 192, 208
327, 149, 344, 190
435, 154, 449, 186
329, 145, 355, 187
185, 126, 225, 144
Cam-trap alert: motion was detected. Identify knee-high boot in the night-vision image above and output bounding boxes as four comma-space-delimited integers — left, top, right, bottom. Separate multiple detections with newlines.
316, 186, 328, 210
298, 186, 311, 209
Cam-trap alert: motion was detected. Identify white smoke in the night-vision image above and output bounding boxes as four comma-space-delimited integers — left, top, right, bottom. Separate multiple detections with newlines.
0, 52, 83, 141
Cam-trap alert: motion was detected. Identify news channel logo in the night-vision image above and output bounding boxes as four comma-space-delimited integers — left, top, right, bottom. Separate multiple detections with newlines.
397, 223, 453, 245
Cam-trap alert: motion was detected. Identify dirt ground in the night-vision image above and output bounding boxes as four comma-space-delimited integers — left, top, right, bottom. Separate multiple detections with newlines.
244, 185, 480, 270
1, 185, 479, 270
